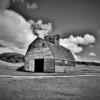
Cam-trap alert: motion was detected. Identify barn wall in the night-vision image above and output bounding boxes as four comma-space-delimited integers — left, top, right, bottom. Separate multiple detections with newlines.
24, 39, 54, 72
25, 38, 54, 59
24, 59, 29, 71
24, 38, 76, 73
26, 47, 54, 59
44, 58, 55, 72
55, 65, 71, 72
55, 59, 74, 72
25, 47, 54, 72
24, 59, 35, 72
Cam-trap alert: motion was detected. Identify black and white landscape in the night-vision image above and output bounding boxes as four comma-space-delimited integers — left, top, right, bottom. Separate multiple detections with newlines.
0, 0, 100, 100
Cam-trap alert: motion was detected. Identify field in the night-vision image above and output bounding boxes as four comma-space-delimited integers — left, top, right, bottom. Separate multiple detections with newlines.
0, 62, 100, 100
0, 75, 100, 100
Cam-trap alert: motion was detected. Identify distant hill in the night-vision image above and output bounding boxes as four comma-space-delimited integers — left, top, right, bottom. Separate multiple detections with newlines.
0, 53, 25, 63
76, 61, 100, 66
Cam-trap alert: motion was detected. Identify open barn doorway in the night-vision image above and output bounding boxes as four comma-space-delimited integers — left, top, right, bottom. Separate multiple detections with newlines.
35, 59, 44, 72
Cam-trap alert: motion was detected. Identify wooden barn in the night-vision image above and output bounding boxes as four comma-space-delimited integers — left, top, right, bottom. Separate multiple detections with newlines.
24, 34, 76, 72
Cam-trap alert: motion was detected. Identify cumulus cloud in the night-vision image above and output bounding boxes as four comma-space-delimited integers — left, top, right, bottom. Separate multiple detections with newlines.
26, 2, 38, 10
67, 34, 95, 45
60, 34, 95, 53
60, 39, 83, 53
88, 52, 96, 56
0, 10, 52, 55
0, 9, 37, 54
0, 0, 52, 55
0, 47, 14, 54
30, 20, 52, 39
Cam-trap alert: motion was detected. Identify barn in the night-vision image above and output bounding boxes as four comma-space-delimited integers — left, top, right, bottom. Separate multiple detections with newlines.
24, 34, 76, 72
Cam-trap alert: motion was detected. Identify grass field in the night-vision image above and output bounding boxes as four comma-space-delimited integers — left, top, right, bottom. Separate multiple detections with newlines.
0, 63, 100, 100
0, 76, 100, 100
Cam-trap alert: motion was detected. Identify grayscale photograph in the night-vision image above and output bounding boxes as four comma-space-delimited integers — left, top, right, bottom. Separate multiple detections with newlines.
0, 0, 100, 100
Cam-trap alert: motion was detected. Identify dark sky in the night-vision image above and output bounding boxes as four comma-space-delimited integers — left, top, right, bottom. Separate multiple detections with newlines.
8, 0, 100, 61
0, 0, 99, 61
10, 0, 100, 33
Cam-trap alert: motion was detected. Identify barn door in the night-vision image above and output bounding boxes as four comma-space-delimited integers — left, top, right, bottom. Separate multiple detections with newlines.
35, 59, 44, 72
29, 60, 35, 72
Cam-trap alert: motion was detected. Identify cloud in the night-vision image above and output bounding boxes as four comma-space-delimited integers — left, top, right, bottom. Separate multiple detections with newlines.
0, 8, 52, 55
0, 0, 52, 55
26, 2, 38, 10
0, 9, 37, 54
84, 34, 95, 45
60, 34, 95, 53
88, 52, 96, 56
30, 19, 52, 39
60, 38, 83, 53
67, 34, 95, 45
0, 47, 14, 54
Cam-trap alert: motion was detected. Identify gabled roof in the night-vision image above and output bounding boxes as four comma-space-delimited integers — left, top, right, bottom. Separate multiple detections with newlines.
47, 42, 75, 61
26, 37, 75, 61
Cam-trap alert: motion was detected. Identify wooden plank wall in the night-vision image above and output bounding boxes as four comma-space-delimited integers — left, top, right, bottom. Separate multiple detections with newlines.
24, 59, 30, 71
26, 47, 54, 59
55, 59, 73, 72
44, 58, 55, 72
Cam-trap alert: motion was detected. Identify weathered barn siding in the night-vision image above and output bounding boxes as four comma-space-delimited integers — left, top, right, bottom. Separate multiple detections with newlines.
55, 59, 66, 72
24, 36, 76, 73
55, 59, 75, 72
24, 59, 29, 71
44, 58, 55, 72
25, 38, 54, 59
24, 38, 54, 72
29, 60, 35, 72
24, 59, 35, 72
26, 48, 54, 59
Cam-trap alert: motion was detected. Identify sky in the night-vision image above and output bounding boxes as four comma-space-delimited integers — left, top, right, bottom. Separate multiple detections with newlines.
0, 0, 100, 62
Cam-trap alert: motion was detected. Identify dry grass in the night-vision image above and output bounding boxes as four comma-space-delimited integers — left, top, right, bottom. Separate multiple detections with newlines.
0, 63, 100, 100
0, 76, 100, 100
0, 63, 100, 76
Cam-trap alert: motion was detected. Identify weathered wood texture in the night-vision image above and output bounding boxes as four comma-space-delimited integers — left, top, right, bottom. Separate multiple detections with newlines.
25, 38, 54, 72
44, 58, 55, 72
24, 59, 35, 72
26, 48, 54, 59
24, 59, 29, 71
55, 65, 65, 72
25, 37, 76, 72
25, 38, 54, 60
55, 59, 69, 72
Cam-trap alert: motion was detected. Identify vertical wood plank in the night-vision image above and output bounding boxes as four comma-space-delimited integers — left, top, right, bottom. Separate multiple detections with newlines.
29, 60, 35, 72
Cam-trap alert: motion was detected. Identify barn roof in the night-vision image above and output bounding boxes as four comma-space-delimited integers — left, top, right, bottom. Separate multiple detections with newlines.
26, 37, 75, 61
47, 42, 75, 61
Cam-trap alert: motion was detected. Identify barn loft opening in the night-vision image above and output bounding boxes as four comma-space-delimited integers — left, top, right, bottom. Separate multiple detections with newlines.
35, 59, 44, 72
